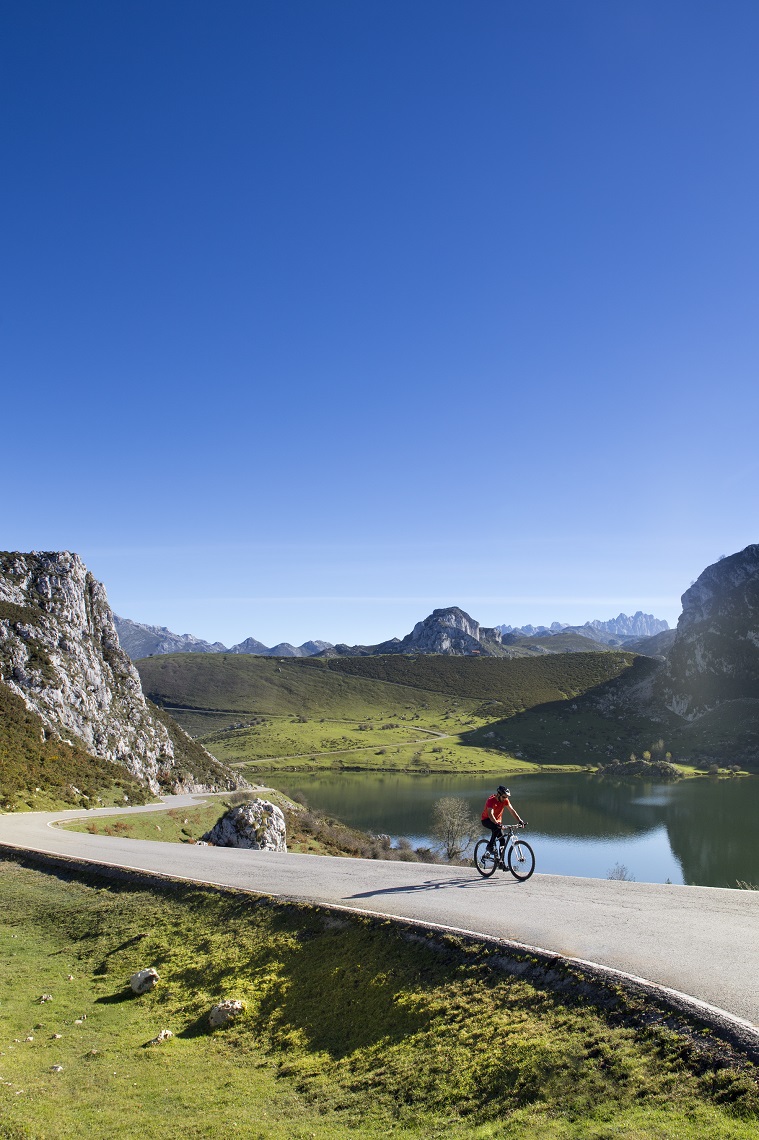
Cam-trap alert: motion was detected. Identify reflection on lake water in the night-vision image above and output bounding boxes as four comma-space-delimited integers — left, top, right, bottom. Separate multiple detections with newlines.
265, 771, 759, 888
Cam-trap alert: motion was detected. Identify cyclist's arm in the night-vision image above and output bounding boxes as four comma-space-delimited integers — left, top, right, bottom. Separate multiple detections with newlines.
507, 803, 525, 825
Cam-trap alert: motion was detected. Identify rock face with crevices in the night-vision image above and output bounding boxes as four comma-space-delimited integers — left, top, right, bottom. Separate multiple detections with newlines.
203, 799, 287, 851
662, 544, 759, 720
0, 550, 240, 794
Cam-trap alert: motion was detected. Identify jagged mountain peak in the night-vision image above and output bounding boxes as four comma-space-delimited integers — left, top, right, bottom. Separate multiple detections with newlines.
500, 612, 669, 645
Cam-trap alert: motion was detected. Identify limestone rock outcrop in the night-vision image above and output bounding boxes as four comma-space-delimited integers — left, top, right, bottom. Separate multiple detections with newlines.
662, 544, 759, 719
0, 550, 239, 794
203, 799, 287, 851
320, 607, 498, 657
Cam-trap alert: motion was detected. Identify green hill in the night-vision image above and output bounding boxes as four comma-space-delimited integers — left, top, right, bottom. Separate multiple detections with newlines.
136, 652, 472, 728
134, 651, 641, 773
322, 651, 637, 708
137, 651, 636, 724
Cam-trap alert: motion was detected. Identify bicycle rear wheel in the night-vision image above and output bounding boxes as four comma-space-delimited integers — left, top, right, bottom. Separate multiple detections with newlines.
473, 840, 498, 878
508, 840, 535, 881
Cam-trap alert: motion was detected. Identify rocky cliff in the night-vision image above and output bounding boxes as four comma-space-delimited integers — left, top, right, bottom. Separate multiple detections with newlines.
662, 544, 759, 719
0, 551, 239, 795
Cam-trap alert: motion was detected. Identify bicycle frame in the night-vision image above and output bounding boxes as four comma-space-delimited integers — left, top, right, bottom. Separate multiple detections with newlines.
494, 826, 518, 867
474, 823, 535, 880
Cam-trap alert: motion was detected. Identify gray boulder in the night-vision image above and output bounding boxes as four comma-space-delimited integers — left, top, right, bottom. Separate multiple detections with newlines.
203, 799, 287, 851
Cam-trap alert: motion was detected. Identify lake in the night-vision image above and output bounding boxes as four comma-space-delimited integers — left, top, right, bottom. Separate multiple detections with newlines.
264, 770, 759, 888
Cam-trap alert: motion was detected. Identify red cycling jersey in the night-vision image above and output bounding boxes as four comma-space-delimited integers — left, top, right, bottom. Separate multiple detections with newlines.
481, 794, 510, 824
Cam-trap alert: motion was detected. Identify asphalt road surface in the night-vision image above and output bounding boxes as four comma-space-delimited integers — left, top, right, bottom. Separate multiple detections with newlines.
1, 795, 758, 1029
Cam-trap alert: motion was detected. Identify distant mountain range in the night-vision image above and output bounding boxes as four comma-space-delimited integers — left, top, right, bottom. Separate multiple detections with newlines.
113, 616, 333, 661
317, 608, 671, 659
115, 608, 671, 662
500, 612, 669, 646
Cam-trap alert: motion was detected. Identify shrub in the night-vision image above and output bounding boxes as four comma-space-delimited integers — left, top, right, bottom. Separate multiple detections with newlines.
431, 796, 478, 861
607, 863, 636, 881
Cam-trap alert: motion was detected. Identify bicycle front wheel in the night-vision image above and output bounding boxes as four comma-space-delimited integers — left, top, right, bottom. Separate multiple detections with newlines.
508, 840, 535, 881
473, 840, 498, 878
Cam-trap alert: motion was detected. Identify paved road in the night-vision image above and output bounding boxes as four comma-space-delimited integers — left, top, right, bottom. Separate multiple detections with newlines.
1, 795, 758, 1029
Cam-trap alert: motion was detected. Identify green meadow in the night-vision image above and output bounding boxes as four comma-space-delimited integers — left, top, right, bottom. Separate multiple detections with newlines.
1, 859, 757, 1140
135, 652, 636, 774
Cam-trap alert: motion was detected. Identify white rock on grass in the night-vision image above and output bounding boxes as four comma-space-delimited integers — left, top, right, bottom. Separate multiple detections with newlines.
146, 1029, 173, 1045
130, 968, 159, 995
202, 800, 286, 851
208, 1000, 245, 1029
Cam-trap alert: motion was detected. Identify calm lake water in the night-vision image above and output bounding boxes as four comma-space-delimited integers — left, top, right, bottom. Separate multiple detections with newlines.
265, 771, 759, 888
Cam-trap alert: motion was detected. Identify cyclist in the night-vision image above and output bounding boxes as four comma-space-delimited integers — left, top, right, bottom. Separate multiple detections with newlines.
481, 785, 525, 852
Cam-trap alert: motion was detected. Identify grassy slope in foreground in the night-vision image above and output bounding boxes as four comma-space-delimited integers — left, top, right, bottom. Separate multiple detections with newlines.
1, 860, 758, 1140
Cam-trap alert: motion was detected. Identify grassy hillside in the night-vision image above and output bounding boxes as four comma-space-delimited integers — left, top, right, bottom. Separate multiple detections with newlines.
462, 657, 666, 764
461, 656, 759, 771
1, 858, 756, 1139
322, 652, 637, 707
139, 649, 759, 769
137, 653, 479, 727
135, 652, 639, 774
0, 681, 151, 810
507, 632, 614, 653
138, 652, 636, 724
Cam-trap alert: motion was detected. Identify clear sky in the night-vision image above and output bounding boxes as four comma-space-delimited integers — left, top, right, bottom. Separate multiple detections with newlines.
2, 1, 758, 647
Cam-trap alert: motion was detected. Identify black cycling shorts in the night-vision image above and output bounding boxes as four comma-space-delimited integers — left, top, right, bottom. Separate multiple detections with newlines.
481, 819, 501, 846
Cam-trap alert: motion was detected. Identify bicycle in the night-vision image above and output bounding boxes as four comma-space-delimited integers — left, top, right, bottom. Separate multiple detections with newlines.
473, 824, 535, 881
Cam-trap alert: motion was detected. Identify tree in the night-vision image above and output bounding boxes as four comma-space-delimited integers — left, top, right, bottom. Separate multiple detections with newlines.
431, 797, 478, 861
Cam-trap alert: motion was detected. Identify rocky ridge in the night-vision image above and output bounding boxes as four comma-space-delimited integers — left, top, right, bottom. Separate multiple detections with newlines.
661, 545, 759, 720
114, 615, 332, 661
0, 551, 239, 795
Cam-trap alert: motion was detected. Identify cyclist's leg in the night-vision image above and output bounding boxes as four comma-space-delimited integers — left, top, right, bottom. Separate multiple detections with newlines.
483, 819, 500, 851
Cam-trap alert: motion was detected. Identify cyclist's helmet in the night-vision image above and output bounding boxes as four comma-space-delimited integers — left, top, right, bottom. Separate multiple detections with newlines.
496, 785, 510, 797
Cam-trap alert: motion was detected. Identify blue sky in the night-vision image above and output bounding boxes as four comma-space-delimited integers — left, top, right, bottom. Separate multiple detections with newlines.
2, 1, 758, 647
